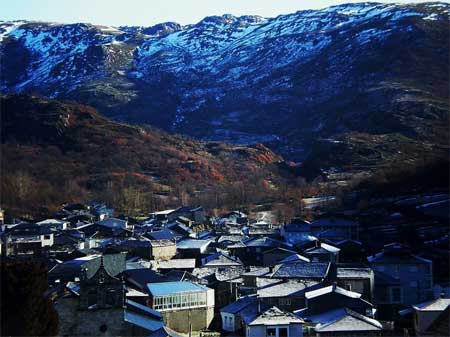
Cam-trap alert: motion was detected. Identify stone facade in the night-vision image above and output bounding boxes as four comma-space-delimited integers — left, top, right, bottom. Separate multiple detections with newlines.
150, 240, 177, 260
55, 298, 129, 336
56, 257, 130, 336
162, 307, 214, 333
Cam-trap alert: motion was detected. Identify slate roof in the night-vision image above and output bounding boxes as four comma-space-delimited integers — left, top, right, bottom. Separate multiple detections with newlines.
125, 269, 167, 290
336, 266, 373, 279
280, 254, 310, 263
124, 311, 164, 332
148, 326, 184, 337
176, 239, 211, 250
98, 217, 128, 229
264, 247, 297, 255
50, 253, 125, 280
304, 242, 340, 255
165, 270, 206, 284
157, 259, 196, 270
368, 243, 431, 264
167, 221, 194, 236
305, 284, 362, 300
249, 306, 304, 326
413, 298, 450, 311
271, 262, 330, 279
218, 235, 246, 243
145, 228, 180, 241
4, 222, 53, 236
126, 299, 162, 319
299, 307, 382, 332
257, 280, 320, 298
242, 267, 272, 277
221, 295, 257, 314
243, 237, 289, 248
336, 239, 363, 246
201, 252, 242, 267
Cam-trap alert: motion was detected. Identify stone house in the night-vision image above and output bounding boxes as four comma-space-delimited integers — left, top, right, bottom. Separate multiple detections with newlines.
147, 281, 214, 333
246, 306, 304, 337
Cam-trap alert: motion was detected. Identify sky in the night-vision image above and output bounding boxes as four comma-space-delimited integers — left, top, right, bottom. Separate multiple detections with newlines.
1, 0, 447, 26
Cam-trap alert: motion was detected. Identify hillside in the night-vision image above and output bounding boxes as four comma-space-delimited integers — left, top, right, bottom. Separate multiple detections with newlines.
1, 2, 449, 167
1, 95, 288, 217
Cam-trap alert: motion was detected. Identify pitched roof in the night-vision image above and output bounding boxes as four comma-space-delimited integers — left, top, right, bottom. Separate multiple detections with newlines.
148, 326, 184, 337
249, 306, 304, 326
305, 284, 362, 300
5, 222, 53, 235
280, 254, 311, 263
125, 269, 167, 290
221, 295, 257, 314
124, 311, 164, 332
336, 266, 373, 279
258, 280, 319, 298
201, 252, 242, 267
157, 259, 196, 270
368, 243, 431, 264
413, 298, 450, 312
301, 308, 382, 332
145, 228, 180, 241
264, 247, 297, 255
176, 239, 211, 250
304, 242, 340, 255
271, 262, 330, 279
98, 217, 128, 229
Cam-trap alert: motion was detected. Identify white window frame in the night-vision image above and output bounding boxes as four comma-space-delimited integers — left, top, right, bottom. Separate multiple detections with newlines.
266, 325, 289, 337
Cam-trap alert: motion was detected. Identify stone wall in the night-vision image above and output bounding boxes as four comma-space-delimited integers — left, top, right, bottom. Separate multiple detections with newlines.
162, 306, 214, 333
55, 297, 129, 336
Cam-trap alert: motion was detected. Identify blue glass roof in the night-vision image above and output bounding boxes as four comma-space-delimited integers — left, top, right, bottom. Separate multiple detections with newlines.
147, 281, 208, 297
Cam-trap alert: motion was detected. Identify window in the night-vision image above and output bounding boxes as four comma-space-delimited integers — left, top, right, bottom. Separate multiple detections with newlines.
267, 327, 276, 337
390, 287, 402, 303
279, 298, 291, 306
88, 290, 97, 307
44, 235, 51, 240
344, 284, 352, 291
99, 272, 105, 284
409, 266, 418, 272
266, 327, 289, 337
409, 281, 418, 288
153, 292, 207, 311
106, 289, 116, 305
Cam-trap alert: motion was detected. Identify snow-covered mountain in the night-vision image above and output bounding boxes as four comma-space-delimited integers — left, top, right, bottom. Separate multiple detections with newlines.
1, 2, 449, 162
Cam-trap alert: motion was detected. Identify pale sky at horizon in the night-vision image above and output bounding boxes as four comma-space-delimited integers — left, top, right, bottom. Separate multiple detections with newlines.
2, 0, 448, 26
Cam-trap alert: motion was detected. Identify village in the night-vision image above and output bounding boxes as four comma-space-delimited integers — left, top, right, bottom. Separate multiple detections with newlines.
0, 190, 448, 337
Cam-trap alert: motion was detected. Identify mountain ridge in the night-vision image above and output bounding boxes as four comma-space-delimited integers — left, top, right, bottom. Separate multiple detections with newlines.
1, 2, 449, 169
